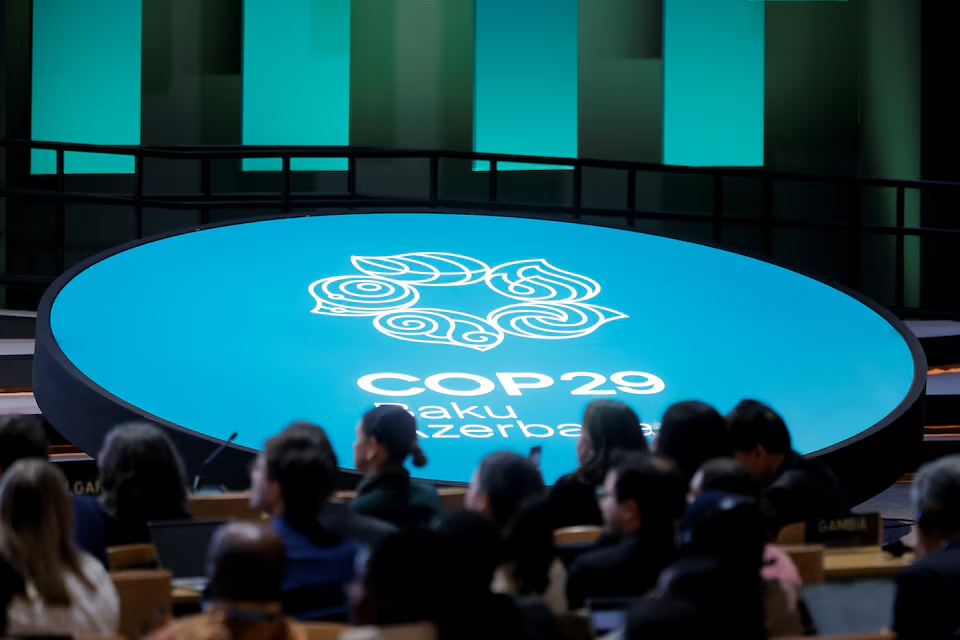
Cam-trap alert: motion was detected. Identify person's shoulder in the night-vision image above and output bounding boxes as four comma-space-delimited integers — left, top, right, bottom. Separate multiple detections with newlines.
410, 480, 441, 508
145, 613, 220, 640
570, 537, 627, 573
901, 547, 960, 582
551, 472, 585, 490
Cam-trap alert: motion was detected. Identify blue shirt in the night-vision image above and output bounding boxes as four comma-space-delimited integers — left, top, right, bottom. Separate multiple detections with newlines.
269, 516, 359, 621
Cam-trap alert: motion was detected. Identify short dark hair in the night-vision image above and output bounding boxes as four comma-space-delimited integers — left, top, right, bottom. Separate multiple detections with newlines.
725, 400, 791, 455
264, 422, 337, 524
698, 458, 761, 500
360, 406, 427, 468
578, 400, 649, 485
207, 522, 286, 603
0, 417, 48, 471
658, 401, 730, 482
612, 453, 686, 536
475, 451, 544, 529
98, 423, 188, 521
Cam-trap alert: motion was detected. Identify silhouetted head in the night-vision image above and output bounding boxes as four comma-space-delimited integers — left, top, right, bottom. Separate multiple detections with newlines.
0, 416, 48, 476
690, 457, 761, 501
354, 406, 427, 475
207, 522, 286, 603
577, 400, 648, 485
600, 453, 686, 539
657, 401, 730, 484
913, 455, 960, 556
250, 421, 338, 526
98, 422, 188, 522
726, 400, 792, 481
434, 510, 504, 593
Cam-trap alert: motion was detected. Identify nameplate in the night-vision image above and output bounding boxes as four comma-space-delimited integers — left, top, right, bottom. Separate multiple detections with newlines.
805, 513, 881, 547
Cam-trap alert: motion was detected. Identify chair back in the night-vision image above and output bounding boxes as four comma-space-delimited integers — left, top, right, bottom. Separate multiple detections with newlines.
437, 488, 467, 512
773, 633, 894, 640
554, 525, 602, 545
781, 544, 825, 584
303, 622, 352, 640
108, 543, 158, 571
339, 622, 439, 640
111, 569, 172, 640
189, 491, 262, 521
776, 522, 806, 545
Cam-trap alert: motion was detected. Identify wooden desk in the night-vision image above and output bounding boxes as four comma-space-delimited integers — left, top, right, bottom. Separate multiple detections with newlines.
823, 546, 913, 580
172, 586, 203, 606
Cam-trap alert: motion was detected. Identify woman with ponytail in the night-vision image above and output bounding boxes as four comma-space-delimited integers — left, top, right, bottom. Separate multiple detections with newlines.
351, 406, 440, 529
467, 451, 568, 614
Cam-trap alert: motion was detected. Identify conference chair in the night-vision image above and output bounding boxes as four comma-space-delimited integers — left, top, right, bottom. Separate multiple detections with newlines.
108, 543, 158, 571
781, 544, 826, 584
777, 522, 806, 545
111, 569, 172, 640
554, 525, 602, 546
302, 622, 352, 640
773, 633, 894, 640
188, 491, 262, 520
338, 622, 439, 640
437, 487, 467, 511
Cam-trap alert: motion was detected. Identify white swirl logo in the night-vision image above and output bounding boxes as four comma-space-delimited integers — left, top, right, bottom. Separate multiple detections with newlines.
309, 253, 627, 351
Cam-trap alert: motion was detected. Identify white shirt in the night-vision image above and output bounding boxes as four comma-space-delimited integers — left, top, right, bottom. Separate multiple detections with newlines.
6, 552, 120, 636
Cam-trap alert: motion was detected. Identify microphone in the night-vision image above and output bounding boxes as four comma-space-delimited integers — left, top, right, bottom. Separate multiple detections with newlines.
193, 432, 238, 491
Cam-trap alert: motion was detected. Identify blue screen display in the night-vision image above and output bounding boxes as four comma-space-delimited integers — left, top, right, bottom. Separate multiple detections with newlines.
50, 214, 916, 483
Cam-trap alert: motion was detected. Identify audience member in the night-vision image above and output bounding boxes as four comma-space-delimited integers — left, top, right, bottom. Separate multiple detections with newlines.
0, 459, 119, 636
691, 458, 802, 599
149, 522, 304, 640
726, 400, 848, 535
250, 421, 358, 620
548, 400, 648, 528
467, 451, 567, 613
434, 511, 562, 640
351, 406, 440, 529
98, 422, 191, 546
0, 415, 106, 563
654, 491, 768, 640
893, 455, 960, 640
656, 401, 730, 484
566, 453, 685, 609
351, 530, 445, 639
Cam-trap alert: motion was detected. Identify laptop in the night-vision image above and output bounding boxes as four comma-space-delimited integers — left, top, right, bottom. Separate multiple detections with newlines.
801, 579, 896, 635
587, 598, 642, 635
149, 519, 226, 590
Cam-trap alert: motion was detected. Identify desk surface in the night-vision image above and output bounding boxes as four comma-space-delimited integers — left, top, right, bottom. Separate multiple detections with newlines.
823, 547, 913, 580
172, 587, 203, 606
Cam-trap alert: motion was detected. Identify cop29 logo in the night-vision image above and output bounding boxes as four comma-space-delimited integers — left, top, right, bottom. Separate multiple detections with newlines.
308, 253, 627, 351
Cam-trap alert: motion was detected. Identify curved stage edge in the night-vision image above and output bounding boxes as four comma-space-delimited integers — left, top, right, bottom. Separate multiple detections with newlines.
33, 208, 928, 504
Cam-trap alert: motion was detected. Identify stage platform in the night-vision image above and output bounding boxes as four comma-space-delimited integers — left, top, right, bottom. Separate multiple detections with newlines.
32, 210, 925, 503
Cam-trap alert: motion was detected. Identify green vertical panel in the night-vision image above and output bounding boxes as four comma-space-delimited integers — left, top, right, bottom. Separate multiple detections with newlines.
663, 0, 764, 166
242, 0, 350, 171
474, 0, 578, 171
31, 0, 142, 174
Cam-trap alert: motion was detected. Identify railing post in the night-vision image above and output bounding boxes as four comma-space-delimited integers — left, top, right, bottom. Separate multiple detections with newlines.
895, 185, 905, 309
200, 158, 211, 225
55, 149, 66, 274
134, 154, 144, 239
489, 160, 499, 203
282, 156, 292, 213
712, 174, 723, 243
572, 163, 582, 218
429, 155, 439, 204
347, 156, 357, 197
761, 176, 774, 257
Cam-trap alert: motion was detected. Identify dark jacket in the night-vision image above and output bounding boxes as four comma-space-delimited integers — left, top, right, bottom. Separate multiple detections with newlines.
318, 501, 397, 548
566, 530, 677, 609
269, 516, 359, 621
350, 468, 441, 530
438, 593, 561, 640
764, 451, 848, 535
71, 494, 108, 565
547, 472, 602, 529
894, 537, 960, 640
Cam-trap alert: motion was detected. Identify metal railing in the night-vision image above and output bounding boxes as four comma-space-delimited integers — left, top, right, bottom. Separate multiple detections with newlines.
1, 138, 958, 317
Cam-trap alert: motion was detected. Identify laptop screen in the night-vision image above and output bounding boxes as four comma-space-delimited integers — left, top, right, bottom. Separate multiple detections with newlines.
149, 519, 226, 579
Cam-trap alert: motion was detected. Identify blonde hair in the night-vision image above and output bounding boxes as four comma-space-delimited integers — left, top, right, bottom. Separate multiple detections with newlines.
0, 459, 91, 605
